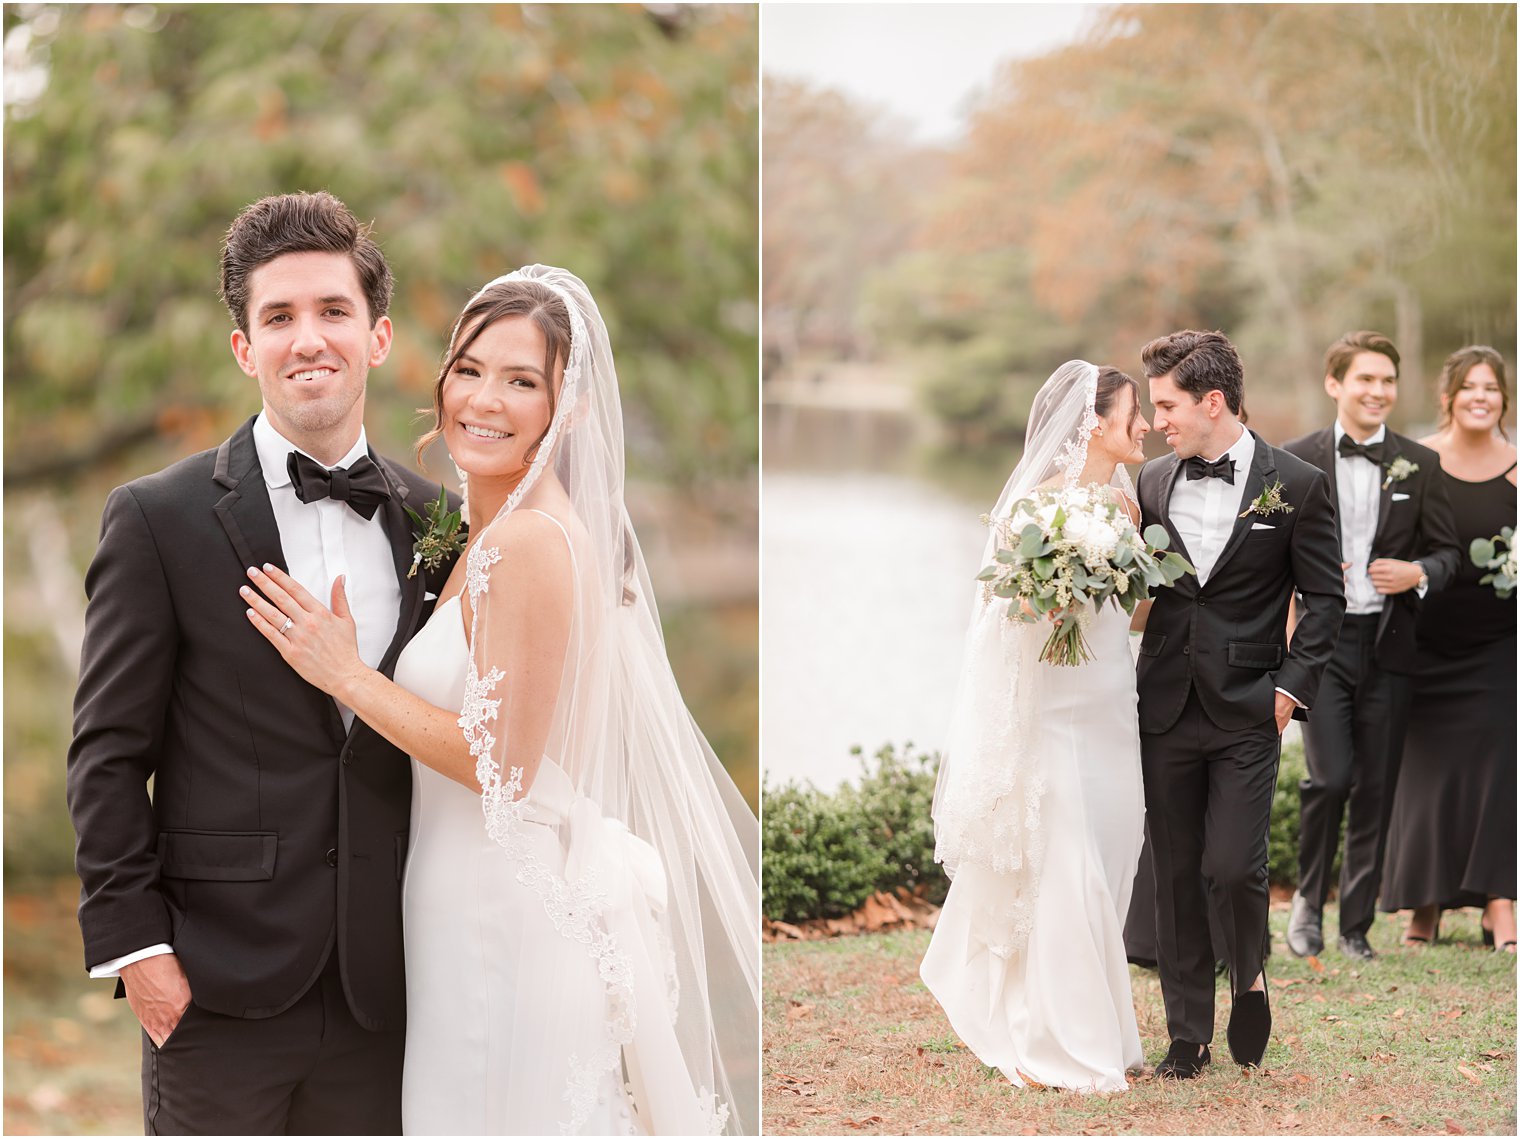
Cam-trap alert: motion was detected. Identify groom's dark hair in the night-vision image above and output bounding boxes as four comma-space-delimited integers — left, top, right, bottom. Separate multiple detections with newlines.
1324, 330, 1400, 381
219, 191, 393, 335
1140, 330, 1244, 414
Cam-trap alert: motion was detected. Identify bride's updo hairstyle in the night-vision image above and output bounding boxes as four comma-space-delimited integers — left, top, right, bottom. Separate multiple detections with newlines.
416, 279, 574, 466
1094, 366, 1139, 429
1437, 345, 1510, 440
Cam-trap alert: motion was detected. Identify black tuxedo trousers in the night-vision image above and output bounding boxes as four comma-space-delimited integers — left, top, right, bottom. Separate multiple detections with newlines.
1141, 692, 1282, 1045
1296, 614, 1412, 935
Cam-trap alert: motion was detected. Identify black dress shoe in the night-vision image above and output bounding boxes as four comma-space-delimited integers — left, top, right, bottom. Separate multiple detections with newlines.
1227, 988, 1271, 1067
1339, 931, 1377, 960
1286, 891, 1324, 958
1155, 1040, 1211, 1080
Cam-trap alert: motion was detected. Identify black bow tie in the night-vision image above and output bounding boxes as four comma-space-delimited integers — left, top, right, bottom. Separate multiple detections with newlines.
1185, 455, 1236, 484
286, 452, 391, 520
1337, 435, 1386, 465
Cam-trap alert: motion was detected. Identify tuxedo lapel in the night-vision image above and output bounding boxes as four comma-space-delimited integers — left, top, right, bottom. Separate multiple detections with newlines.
371, 456, 425, 681
214, 418, 346, 745
212, 418, 288, 577
1206, 431, 1274, 586
1370, 431, 1401, 549
1151, 453, 1198, 573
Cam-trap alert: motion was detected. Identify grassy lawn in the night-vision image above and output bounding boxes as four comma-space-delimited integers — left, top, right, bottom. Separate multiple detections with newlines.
764, 905, 1516, 1135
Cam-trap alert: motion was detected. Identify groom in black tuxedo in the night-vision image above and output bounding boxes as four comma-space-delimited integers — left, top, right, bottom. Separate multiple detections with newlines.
1283, 331, 1461, 962
1134, 330, 1345, 1078
67, 192, 452, 1133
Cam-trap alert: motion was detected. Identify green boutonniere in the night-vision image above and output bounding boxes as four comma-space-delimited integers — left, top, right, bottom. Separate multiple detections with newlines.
1239, 479, 1294, 519
1382, 457, 1419, 490
403, 485, 466, 579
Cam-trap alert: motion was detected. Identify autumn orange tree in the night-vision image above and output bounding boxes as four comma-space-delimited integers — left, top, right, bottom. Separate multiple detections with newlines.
903, 3, 1515, 435
761, 76, 928, 372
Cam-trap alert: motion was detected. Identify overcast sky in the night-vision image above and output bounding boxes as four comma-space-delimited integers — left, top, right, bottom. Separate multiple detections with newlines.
762, 3, 1102, 143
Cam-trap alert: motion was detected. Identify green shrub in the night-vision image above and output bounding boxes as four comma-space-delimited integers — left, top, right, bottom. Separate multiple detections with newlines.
849, 742, 947, 905
762, 742, 947, 923
764, 738, 1314, 924
761, 781, 892, 923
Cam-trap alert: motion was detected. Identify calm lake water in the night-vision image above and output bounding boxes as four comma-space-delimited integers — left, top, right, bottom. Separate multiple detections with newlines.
762, 389, 1001, 790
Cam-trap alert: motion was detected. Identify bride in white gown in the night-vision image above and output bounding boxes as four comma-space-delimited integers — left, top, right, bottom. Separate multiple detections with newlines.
245, 266, 759, 1135
921, 361, 1151, 1093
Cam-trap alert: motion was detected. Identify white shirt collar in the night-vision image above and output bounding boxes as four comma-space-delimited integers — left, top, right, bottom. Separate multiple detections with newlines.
253, 411, 370, 490
1333, 420, 1387, 447
1197, 421, 1251, 465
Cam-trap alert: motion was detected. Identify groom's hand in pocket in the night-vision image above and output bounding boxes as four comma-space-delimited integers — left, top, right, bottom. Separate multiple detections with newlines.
122, 953, 192, 1047
1273, 691, 1297, 734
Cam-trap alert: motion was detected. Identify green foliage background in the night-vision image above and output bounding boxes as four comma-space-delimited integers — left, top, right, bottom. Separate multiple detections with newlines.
3, 3, 759, 888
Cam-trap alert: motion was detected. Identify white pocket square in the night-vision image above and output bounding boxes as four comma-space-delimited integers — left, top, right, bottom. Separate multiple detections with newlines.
425, 591, 438, 602
1392, 493, 1410, 502
1250, 522, 1274, 530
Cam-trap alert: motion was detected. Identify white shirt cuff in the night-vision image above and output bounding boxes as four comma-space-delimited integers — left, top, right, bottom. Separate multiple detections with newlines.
89, 944, 174, 978
1274, 686, 1305, 710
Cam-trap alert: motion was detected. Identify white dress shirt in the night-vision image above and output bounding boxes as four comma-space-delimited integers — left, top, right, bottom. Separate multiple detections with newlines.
1334, 422, 1387, 616
90, 412, 403, 978
1167, 422, 1254, 586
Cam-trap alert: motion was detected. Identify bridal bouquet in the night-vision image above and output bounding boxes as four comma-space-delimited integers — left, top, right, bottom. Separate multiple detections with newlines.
1471, 526, 1516, 600
979, 486, 1194, 665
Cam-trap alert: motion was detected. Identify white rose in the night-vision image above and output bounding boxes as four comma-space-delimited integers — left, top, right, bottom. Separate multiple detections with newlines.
1037, 503, 1060, 530
1062, 512, 1091, 542
1083, 520, 1120, 562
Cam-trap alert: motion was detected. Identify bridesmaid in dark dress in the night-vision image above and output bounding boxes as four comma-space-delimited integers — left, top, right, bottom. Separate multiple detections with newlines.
1381, 346, 1517, 951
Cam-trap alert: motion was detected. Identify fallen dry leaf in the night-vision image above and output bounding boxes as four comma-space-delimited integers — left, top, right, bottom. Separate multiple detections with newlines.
1444, 1121, 1466, 1135
1392, 1008, 1407, 1019
1271, 977, 1305, 988
787, 1001, 814, 1022
1306, 955, 1325, 974
842, 1115, 884, 1129
1481, 1049, 1507, 1060
1456, 1064, 1482, 1086
1438, 1008, 1465, 1021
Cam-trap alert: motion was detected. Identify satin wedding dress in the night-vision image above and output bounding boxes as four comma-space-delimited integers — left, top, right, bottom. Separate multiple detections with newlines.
923, 361, 1148, 1095
920, 595, 1145, 1092
394, 513, 641, 1136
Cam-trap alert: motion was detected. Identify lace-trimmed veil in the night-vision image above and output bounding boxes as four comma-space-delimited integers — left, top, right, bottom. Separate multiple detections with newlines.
456, 266, 758, 1134
929, 361, 1134, 957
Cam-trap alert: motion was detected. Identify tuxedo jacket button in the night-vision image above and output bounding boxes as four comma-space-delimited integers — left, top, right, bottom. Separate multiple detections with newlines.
326, 848, 338, 868
1183, 646, 1190, 655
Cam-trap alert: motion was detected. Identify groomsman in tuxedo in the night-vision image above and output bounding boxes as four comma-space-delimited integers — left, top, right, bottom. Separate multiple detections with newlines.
67, 192, 452, 1132
1283, 331, 1462, 961
1134, 330, 1345, 1078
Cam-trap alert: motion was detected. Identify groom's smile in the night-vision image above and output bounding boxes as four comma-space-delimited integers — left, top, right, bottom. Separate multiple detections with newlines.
231, 250, 393, 465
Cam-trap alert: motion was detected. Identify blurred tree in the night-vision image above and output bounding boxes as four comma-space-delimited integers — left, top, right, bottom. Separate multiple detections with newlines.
5, 3, 758, 487
761, 76, 927, 374
922, 3, 1515, 423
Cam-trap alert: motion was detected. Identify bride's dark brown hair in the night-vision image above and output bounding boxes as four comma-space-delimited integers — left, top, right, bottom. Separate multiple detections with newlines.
1095, 366, 1139, 427
415, 280, 573, 467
